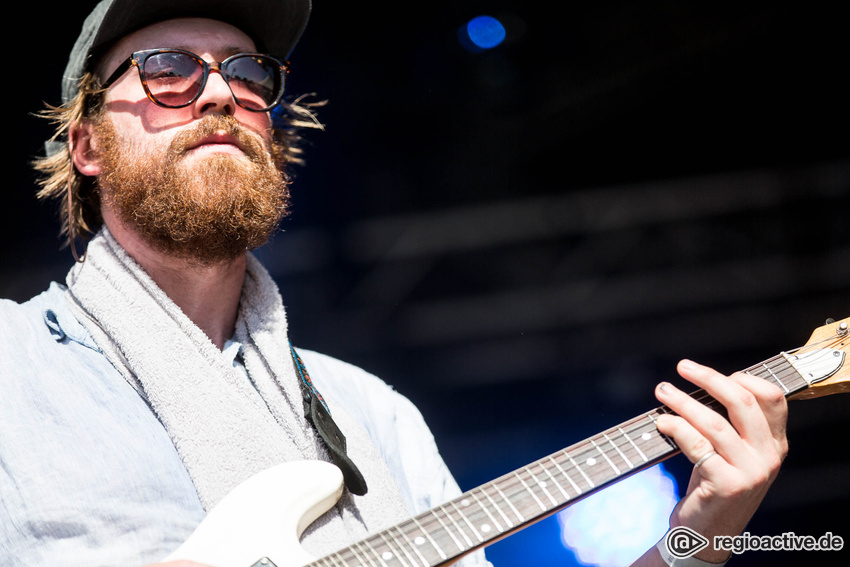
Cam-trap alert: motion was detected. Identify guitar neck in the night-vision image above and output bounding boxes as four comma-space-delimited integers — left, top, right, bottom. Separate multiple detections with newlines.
308, 326, 847, 567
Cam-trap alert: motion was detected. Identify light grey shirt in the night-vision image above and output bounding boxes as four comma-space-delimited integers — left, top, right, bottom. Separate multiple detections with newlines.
0, 283, 490, 566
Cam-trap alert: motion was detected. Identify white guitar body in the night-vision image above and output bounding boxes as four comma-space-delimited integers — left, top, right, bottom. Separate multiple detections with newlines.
164, 461, 345, 567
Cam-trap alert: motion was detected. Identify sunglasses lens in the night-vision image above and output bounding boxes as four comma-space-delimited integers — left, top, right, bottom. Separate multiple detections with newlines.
223, 55, 285, 111
142, 52, 205, 107
138, 51, 285, 111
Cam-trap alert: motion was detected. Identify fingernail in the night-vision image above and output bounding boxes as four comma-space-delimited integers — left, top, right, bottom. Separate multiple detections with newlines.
679, 359, 697, 371
657, 381, 671, 393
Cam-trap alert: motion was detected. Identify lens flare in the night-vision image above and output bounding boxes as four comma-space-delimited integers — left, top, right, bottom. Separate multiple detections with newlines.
558, 464, 679, 567
461, 16, 506, 51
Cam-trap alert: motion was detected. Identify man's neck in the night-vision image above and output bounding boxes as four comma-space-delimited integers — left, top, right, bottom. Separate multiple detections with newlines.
103, 218, 246, 350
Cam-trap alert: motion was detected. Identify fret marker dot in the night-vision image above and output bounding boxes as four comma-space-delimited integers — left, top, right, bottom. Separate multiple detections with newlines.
538, 481, 547, 488
586, 457, 597, 466
641, 433, 651, 441
461, 499, 471, 507
382, 552, 394, 560
481, 523, 491, 533
414, 536, 426, 545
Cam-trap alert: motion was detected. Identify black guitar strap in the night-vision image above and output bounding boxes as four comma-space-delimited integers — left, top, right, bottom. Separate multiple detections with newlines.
289, 343, 369, 496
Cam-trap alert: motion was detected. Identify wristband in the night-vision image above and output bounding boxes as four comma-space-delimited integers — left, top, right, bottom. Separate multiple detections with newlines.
656, 528, 729, 567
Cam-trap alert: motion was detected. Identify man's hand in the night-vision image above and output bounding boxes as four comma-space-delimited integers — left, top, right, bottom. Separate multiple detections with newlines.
643, 359, 789, 564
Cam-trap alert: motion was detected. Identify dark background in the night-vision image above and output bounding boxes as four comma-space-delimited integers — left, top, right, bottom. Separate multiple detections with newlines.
6, 1, 849, 565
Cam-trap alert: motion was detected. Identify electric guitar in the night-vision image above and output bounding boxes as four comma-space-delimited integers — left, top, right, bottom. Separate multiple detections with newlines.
164, 317, 850, 567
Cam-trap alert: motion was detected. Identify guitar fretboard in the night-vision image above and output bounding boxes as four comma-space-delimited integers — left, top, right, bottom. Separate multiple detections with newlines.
309, 354, 809, 567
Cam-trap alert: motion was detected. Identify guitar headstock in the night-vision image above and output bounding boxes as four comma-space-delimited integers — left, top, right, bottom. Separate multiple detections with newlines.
788, 316, 850, 400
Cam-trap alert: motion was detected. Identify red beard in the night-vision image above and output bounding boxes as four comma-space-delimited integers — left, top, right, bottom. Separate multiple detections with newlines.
94, 114, 290, 265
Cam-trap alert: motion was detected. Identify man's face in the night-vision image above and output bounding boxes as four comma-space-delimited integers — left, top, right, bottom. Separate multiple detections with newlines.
87, 18, 289, 264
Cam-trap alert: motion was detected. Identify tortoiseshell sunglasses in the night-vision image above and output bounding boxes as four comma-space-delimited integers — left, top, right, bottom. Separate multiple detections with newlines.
101, 48, 289, 112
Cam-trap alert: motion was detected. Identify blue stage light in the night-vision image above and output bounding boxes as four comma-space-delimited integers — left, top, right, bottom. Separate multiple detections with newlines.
463, 16, 506, 50
557, 464, 680, 567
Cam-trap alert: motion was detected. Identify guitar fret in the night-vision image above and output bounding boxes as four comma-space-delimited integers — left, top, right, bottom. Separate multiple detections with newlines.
515, 470, 547, 512
604, 432, 634, 469
591, 438, 620, 475
744, 355, 783, 377
429, 508, 466, 554
782, 369, 808, 391
749, 356, 808, 394
328, 548, 351, 567
490, 482, 525, 523
636, 431, 673, 461
619, 426, 649, 462
448, 500, 484, 543
646, 411, 677, 451
759, 362, 790, 393
526, 464, 561, 505
367, 539, 391, 567
612, 419, 657, 466
392, 525, 429, 567
535, 460, 570, 500
411, 516, 447, 561
388, 525, 416, 565
378, 532, 414, 567
480, 486, 513, 528
547, 455, 582, 496
565, 451, 595, 488
440, 505, 475, 548
470, 490, 504, 533
372, 543, 395, 567
349, 540, 377, 567
573, 441, 626, 488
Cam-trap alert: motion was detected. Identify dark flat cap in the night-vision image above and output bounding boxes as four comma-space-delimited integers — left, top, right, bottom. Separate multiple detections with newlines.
62, 0, 311, 103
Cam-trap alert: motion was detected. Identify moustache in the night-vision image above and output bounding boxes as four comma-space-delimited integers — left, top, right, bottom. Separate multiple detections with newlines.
168, 115, 272, 163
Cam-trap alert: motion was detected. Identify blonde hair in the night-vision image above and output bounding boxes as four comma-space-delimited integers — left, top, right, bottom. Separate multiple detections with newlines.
34, 73, 105, 247
33, 71, 323, 254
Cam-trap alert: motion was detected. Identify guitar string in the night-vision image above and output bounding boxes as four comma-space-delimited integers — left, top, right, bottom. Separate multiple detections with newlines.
507, 339, 845, 502
335, 353, 839, 566
311, 334, 846, 566
403, 348, 817, 536
388, 351, 806, 550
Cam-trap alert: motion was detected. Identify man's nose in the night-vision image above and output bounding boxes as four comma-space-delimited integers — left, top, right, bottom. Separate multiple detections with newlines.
194, 67, 236, 116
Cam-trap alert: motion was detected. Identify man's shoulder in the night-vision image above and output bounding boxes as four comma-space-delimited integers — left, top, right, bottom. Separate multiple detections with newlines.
0, 283, 64, 334
0, 282, 100, 358
295, 348, 391, 387
293, 347, 433, 445
294, 348, 413, 410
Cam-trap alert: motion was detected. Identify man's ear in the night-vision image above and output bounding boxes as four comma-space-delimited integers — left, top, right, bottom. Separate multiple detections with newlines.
70, 119, 103, 177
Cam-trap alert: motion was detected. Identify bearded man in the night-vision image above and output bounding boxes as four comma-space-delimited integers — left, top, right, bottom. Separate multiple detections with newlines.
0, 1, 790, 567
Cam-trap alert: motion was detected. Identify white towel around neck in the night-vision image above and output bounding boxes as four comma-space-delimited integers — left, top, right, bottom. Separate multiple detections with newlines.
64, 228, 409, 557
